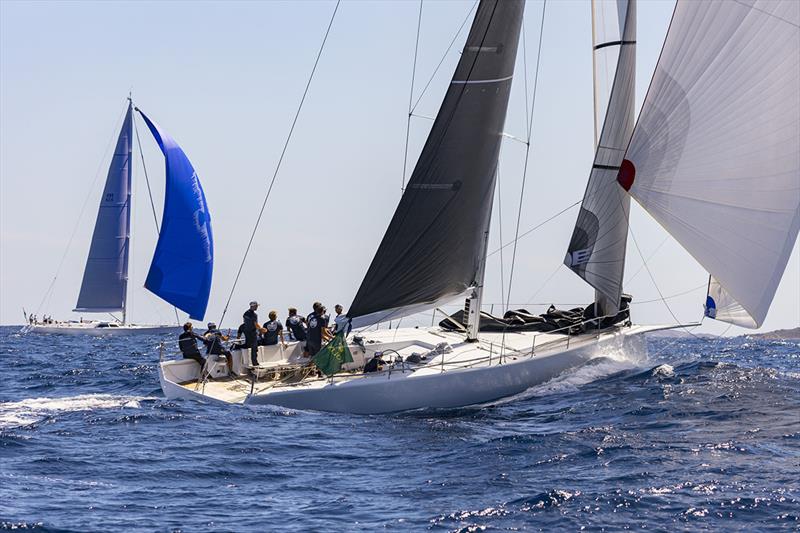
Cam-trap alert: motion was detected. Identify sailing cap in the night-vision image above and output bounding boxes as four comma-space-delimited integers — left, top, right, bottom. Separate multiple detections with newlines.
207, 322, 217, 329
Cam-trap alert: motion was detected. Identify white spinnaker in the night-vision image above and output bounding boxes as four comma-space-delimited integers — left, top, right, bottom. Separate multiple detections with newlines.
564, 0, 635, 315
624, 0, 800, 328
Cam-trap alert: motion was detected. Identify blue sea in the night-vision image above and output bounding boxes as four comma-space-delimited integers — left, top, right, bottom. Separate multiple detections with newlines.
1, 326, 798, 532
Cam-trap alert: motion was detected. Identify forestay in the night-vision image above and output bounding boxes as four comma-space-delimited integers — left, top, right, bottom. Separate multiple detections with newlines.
74, 103, 133, 314
621, 0, 800, 328
348, 0, 525, 328
564, 0, 636, 316
138, 110, 214, 321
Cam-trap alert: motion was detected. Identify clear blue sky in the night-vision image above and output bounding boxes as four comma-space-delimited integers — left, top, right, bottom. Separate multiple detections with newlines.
1, 0, 797, 334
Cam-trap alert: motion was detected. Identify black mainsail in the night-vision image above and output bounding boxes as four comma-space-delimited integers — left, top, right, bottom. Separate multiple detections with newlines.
348, 0, 525, 328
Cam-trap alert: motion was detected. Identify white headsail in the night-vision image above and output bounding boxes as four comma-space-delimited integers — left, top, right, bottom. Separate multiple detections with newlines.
620, 0, 800, 328
565, 0, 636, 316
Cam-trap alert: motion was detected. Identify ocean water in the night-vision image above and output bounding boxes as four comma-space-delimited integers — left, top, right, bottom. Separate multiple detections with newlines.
1, 326, 798, 532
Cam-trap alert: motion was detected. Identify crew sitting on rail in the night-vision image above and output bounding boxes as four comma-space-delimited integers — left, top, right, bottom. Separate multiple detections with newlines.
204, 322, 232, 373
285, 307, 307, 342
259, 311, 286, 347
178, 322, 206, 370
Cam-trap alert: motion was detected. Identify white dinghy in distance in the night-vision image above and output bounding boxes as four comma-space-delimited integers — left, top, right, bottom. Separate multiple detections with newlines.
26, 102, 215, 336
159, 0, 799, 414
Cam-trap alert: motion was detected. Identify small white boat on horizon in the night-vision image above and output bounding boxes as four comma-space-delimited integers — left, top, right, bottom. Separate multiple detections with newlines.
22, 321, 177, 336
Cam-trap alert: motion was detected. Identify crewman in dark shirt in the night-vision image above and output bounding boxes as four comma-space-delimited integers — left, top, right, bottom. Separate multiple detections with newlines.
285, 307, 307, 342
178, 322, 206, 370
204, 322, 232, 373
259, 310, 286, 347
242, 301, 266, 367
305, 302, 331, 357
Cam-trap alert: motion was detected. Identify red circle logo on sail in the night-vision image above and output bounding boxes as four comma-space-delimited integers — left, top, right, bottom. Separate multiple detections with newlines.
617, 159, 635, 191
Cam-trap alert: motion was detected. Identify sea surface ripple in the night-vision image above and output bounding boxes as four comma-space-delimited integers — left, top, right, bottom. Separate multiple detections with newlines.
1, 326, 798, 531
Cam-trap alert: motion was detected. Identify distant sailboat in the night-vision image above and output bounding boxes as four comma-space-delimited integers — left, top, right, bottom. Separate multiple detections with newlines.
27, 102, 214, 335
160, 0, 798, 412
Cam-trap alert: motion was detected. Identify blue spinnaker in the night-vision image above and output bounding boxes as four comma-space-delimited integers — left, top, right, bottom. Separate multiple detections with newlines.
138, 109, 213, 320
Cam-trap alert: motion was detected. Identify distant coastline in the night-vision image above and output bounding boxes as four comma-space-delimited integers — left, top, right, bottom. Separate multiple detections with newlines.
746, 327, 800, 340
646, 326, 800, 340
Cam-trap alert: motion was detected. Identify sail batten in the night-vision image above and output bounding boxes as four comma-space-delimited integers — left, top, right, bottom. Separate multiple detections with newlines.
74, 103, 133, 315
348, 0, 525, 327
624, 0, 800, 329
137, 110, 214, 321
565, 0, 636, 316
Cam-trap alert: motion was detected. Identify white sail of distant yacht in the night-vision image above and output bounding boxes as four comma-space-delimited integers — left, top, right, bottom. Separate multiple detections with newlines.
27, 102, 215, 336
159, 0, 799, 413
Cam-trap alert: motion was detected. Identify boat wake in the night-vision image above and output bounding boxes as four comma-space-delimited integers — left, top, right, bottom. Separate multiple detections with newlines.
488, 338, 650, 406
0, 394, 149, 429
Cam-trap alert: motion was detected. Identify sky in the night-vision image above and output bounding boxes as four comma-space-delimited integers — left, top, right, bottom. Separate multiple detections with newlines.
1, 0, 797, 335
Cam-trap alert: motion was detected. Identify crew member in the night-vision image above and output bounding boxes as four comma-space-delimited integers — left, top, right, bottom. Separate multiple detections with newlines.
242, 301, 266, 367
332, 304, 350, 336
285, 307, 307, 342
305, 302, 330, 357
260, 311, 286, 347
178, 322, 206, 370
204, 322, 232, 373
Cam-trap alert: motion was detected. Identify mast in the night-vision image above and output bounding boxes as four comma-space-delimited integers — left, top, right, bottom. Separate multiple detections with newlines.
465, 211, 493, 341
564, 0, 636, 318
123, 94, 133, 325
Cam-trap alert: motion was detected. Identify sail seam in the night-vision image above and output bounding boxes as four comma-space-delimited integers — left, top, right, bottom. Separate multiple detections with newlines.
451, 74, 513, 84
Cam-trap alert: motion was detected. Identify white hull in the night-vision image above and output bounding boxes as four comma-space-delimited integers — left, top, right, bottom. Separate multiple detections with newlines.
24, 323, 178, 336
159, 323, 676, 414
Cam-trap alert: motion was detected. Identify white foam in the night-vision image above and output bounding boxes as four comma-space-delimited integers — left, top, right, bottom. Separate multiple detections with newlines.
0, 394, 148, 429
651, 364, 675, 378
489, 339, 649, 406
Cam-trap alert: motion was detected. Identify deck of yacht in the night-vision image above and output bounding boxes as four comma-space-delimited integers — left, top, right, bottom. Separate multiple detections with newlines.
163, 325, 628, 405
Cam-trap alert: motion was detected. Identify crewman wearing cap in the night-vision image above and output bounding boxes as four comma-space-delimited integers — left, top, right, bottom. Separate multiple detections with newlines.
204, 321, 232, 373
243, 301, 266, 367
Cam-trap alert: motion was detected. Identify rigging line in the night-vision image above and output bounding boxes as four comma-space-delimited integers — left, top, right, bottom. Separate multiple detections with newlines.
219, 0, 341, 326
132, 110, 181, 327
521, 8, 530, 141
630, 283, 707, 305
486, 198, 581, 259
624, 235, 670, 285
401, 0, 424, 193
410, 0, 479, 114
504, 0, 547, 313
525, 262, 563, 305
132, 112, 161, 234
497, 154, 506, 313
34, 100, 130, 317
627, 219, 704, 339
649, 320, 704, 358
